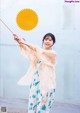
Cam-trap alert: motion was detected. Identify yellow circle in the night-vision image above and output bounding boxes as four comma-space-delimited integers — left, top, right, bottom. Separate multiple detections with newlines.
16, 9, 38, 30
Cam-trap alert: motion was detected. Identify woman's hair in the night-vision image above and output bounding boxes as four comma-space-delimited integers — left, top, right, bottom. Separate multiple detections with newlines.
42, 33, 56, 47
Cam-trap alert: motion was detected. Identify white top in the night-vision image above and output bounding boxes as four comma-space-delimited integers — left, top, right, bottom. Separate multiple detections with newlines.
17, 39, 57, 96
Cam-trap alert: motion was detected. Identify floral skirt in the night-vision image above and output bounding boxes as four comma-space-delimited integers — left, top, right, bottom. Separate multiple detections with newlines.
28, 60, 55, 113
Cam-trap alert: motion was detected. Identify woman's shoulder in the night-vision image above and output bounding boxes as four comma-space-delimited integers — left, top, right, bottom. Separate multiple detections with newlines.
33, 45, 57, 55
43, 49, 57, 55
51, 50, 57, 55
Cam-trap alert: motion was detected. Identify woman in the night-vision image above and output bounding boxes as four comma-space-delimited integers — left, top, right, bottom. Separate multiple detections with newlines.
13, 33, 57, 113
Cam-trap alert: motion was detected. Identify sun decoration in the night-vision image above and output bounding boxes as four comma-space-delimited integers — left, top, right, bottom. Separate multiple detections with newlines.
16, 8, 38, 31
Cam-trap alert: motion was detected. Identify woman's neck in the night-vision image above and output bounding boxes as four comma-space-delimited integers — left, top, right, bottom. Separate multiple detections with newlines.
45, 47, 52, 50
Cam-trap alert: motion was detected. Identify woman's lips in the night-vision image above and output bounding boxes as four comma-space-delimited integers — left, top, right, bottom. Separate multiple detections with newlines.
45, 43, 50, 46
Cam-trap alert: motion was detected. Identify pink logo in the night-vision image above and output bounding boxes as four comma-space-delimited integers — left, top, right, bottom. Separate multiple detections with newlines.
65, 0, 80, 2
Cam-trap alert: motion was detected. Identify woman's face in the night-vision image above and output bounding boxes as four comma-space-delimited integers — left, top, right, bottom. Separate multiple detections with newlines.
43, 36, 53, 50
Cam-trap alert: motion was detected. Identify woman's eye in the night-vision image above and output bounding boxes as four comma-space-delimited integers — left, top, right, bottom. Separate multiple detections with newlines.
44, 38, 52, 41
45, 38, 48, 40
49, 39, 52, 41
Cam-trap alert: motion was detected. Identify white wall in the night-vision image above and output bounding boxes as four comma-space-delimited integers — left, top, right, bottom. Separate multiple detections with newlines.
0, 0, 80, 105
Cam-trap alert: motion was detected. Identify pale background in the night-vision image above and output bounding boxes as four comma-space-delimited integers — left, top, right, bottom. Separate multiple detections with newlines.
0, 0, 80, 105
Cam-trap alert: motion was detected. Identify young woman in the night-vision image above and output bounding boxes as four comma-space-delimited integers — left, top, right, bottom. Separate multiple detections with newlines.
13, 33, 57, 113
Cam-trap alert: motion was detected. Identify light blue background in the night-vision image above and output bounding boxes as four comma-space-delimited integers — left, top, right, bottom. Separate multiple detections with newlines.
0, 0, 80, 105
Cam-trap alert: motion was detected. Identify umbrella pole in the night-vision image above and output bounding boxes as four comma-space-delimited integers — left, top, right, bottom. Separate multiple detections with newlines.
0, 18, 14, 34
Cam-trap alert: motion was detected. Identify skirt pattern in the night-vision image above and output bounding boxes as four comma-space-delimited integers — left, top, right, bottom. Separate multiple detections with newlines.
28, 60, 55, 113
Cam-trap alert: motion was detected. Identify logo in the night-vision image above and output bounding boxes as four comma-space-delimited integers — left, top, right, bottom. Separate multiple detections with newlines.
65, 0, 80, 3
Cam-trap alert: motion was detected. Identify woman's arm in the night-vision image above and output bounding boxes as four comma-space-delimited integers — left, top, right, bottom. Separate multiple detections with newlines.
13, 34, 39, 61
19, 41, 36, 51
13, 34, 37, 52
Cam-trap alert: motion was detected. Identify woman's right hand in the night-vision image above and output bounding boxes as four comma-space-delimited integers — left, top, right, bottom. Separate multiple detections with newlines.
13, 34, 21, 43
